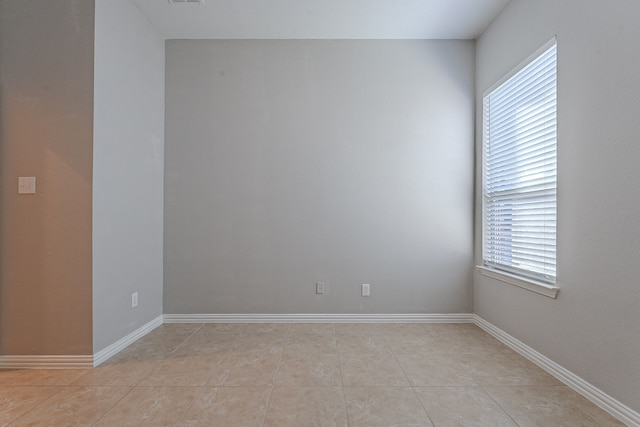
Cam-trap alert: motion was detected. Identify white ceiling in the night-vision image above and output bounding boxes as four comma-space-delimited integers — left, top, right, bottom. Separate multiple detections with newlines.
132, 0, 510, 40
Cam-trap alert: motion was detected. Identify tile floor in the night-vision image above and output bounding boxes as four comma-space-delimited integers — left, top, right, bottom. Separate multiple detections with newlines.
0, 323, 626, 426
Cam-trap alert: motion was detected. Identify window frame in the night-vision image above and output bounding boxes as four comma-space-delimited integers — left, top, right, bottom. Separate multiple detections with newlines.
480, 37, 559, 298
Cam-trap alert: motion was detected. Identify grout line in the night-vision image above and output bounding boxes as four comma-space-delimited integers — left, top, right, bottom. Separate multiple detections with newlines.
166, 324, 205, 355
482, 384, 608, 427
260, 326, 288, 427
339, 382, 349, 427
329, 320, 350, 425
480, 385, 523, 426
171, 385, 207, 427
3, 386, 64, 426
333, 326, 346, 389
89, 385, 137, 426
411, 387, 436, 427
260, 387, 275, 427
383, 330, 436, 426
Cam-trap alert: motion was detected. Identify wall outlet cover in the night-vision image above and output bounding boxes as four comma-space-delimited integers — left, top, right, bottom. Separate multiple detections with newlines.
361, 283, 371, 297
131, 292, 139, 308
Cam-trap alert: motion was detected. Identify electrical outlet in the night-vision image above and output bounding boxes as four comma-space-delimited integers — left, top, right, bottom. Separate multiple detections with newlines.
361, 283, 371, 297
316, 282, 325, 294
131, 292, 138, 308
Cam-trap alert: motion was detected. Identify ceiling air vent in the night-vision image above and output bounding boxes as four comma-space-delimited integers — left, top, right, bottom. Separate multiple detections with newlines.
168, 0, 205, 4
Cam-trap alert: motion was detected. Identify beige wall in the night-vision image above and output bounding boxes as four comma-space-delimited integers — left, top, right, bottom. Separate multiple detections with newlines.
475, 0, 640, 412
0, 0, 95, 355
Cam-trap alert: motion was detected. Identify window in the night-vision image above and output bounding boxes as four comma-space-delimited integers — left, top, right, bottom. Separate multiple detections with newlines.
482, 40, 557, 285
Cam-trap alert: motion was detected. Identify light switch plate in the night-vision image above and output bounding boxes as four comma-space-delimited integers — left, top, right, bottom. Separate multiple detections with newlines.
18, 177, 36, 194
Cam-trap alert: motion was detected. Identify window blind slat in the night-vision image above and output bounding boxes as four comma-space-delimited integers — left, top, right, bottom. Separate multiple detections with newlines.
487, 151, 556, 174
487, 89, 556, 131
483, 42, 557, 284
487, 121, 556, 154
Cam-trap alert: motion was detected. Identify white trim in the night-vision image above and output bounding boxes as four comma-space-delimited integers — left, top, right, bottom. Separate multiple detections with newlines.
0, 355, 93, 369
474, 315, 640, 427
163, 313, 475, 324
477, 266, 560, 299
93, 315, 163, 367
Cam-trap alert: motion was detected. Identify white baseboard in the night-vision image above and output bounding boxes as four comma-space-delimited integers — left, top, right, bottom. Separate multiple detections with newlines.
163, 313, 475, 323
0, 355, 93, 369
93, 315, 164, 367
474, 315, 639, 427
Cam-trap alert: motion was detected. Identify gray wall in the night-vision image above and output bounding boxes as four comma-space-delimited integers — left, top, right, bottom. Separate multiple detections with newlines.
164, 40, 474, 314
93, 0, 165, 352
475, 0, 640, 412
0, 0, 94, 355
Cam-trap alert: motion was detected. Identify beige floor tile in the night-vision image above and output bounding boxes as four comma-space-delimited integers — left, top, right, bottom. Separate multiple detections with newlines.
336, 334, 392, 355
396, 353, 477, 386
344, 387, 433, 427
472, 333, 520, 356
496, 385, 624, 427
0, 369, 24, 383
429, 329, 490, 340
72, 358, 160, 386
1, 323, 625, 427
135, 330, 193, 344
148, 323, 203, 335
422, 323, 480, 334
0, 386, 60, 426
457, 353, 561, 386
197, 323, 246, 334
275, 349, 342, 386
106, 345, 168, 363
209, 349, 282, 386
415, 386, 517, 426
385, 334, 451, 354
0, 369, 89, 386
484, 385, 607, 427
131, 331, 193, 354
263, 387, 347, 427
339, 353, 409, 386
540, 386, 626, 426
334, 323, 386, 336
173, 332, 238, 356
139, 354, 225, 386
377, 323, 433, 338
10, 386, 130, 427
285, 333, 337, 354
288, 323, 335, 335
232, 333, 288, 352
243, 323, 290, 336
177, 387, 271, 427
94, 386, 200, 427
430, 333, 513, 355
437, 333, 501, 353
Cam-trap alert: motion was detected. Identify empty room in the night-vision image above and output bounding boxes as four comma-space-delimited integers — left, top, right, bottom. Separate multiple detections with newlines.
0, 0, 638, 425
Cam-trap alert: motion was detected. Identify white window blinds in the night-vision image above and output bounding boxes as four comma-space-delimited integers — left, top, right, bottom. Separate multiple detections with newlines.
483, 41, 557, 284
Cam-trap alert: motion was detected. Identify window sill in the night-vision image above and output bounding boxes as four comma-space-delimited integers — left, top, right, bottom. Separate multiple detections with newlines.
476, 266, 560, 299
